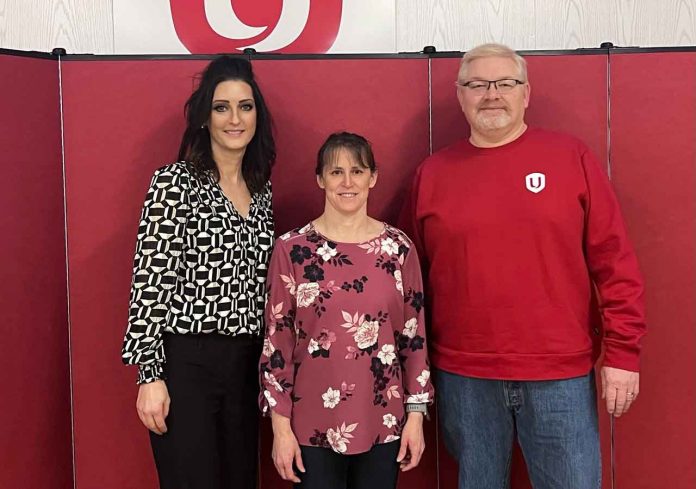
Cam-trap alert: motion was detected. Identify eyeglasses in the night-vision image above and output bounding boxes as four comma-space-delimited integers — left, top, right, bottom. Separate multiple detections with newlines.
456, 78, 526, 94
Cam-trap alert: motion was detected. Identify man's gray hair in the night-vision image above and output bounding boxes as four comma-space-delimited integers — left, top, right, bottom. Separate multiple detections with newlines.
458, 43, 528, 82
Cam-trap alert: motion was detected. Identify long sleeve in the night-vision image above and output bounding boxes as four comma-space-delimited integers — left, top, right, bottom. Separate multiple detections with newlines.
398, 245, 435, 405
398, 164, 428, 269
581, 149, 647, 371
259, 240, 297, 418
121, 167, 189, 384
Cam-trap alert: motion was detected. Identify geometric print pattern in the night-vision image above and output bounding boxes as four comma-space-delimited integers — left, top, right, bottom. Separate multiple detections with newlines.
121, 162, 274, 384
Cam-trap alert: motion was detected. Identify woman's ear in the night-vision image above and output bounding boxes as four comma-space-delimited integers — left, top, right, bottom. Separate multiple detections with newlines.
316, 174, 325, 189
369, 170, 378, 189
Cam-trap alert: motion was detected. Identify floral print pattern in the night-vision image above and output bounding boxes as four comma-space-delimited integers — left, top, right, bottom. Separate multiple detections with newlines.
382, 413, 398, 428
296, 282, 321, 308
377, 344, 397, 365
322, 387, 341, 409
259, 223, 434, 455
417, 369, 431, 387
353, 319, 380, 350
403, 318, 418, 339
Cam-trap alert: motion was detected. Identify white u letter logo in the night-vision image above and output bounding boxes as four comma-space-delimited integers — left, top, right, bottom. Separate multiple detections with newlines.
525, 173, 546, 193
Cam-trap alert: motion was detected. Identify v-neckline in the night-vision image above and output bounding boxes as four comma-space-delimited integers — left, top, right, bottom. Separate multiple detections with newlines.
212, 177, 253, 221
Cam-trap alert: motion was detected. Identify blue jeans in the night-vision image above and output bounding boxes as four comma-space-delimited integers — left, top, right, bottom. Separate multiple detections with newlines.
436, 369, 601, 489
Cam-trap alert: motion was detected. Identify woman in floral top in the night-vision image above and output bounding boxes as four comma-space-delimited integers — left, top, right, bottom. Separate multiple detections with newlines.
259, 132, 434, 489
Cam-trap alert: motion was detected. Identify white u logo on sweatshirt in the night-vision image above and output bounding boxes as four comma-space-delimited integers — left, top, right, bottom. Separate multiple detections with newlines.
525, 173, 546, 193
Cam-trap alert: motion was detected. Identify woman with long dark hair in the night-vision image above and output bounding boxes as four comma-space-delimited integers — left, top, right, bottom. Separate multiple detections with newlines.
122, 56, 275, 489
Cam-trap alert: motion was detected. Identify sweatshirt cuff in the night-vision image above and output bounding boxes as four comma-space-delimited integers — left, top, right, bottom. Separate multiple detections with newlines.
602, 343, 641, 372
137, 363, 164, 384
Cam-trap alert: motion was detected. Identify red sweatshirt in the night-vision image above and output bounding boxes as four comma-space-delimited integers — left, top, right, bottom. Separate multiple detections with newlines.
407, 127, 646, 380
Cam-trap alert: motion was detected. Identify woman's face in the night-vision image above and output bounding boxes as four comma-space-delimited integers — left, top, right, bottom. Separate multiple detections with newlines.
208, 80, 257, 159
317, 148, 377, 215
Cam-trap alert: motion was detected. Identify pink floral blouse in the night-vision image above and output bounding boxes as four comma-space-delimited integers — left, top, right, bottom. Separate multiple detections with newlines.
259, 222, 434, 455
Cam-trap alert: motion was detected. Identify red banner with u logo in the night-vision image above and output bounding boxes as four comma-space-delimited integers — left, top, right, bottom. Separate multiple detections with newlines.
114, 0, 396, 54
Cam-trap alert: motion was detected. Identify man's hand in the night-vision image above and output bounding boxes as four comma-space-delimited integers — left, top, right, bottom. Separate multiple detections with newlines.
136, 380, 170, 435
397, 412, 425, 471
601, 366, 639, 417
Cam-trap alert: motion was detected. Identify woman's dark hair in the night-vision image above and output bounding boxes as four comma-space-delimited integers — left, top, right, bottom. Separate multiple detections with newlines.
316, 132, 377, 176
178, 55, 275, 194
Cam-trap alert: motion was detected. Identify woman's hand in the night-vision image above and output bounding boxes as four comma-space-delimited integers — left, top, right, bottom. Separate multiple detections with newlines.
271, 411, 305, 483
397, 412, 425, 471
136, 380, 170, 435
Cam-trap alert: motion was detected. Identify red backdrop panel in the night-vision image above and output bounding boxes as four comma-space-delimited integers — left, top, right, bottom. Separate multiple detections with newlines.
0, 55, 72, 489
609, 52, 696, 489
62, 57, 431, 489
430, 54, 612, 489
62, 59, 209, 489
58, 51, 695, 489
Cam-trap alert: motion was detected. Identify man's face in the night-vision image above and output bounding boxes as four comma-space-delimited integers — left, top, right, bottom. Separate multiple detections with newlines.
456, 56, 530, 138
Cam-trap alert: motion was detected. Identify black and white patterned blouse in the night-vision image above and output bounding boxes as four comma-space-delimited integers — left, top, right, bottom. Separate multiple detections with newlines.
121, 162, 274, 384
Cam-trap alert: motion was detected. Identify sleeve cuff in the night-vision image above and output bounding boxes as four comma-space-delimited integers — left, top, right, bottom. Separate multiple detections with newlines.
603, 341, 641, 372
137, 363, 164, 384
602, 356, 641, 373
259, 389, 293, 418
404, 392, 434, 405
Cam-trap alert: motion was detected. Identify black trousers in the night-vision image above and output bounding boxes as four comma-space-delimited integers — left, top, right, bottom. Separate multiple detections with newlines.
150, 332, 262, 489
295, 441, 400, 489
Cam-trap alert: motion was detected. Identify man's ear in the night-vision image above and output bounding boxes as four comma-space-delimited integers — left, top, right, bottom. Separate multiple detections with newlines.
523, 81, 531, 108
456, 85, 466, 108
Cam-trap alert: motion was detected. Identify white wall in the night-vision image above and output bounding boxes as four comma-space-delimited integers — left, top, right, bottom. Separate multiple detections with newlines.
0, 0, 694, 54
0, 0, 114, 54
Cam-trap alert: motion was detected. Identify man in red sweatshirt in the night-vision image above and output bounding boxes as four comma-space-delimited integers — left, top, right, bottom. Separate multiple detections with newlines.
405, 43, 646, 489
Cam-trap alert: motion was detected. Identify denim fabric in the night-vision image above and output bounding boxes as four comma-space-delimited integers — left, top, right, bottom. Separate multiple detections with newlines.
436, 369, 600, 489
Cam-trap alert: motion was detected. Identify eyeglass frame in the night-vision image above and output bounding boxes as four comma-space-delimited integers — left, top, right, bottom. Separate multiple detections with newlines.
455, 78, 527, 93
